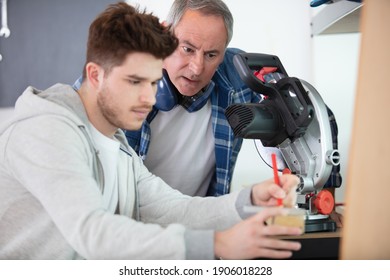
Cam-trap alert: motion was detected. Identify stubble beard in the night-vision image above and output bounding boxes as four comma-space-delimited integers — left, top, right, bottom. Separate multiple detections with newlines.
97, 86, 128, 131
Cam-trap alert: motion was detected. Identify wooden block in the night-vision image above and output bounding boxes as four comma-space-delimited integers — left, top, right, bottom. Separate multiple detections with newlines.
243, 206, 305, 234
267, 214, 305, 233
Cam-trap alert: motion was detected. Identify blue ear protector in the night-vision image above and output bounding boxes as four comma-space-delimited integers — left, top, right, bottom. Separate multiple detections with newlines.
155, 69, 214, 112
155, 69, 181, 111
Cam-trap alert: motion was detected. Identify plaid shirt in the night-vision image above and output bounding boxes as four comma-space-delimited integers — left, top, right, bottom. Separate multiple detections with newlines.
125, 48, 341, 196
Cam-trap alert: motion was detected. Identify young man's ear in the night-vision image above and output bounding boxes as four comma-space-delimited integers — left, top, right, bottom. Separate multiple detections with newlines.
85, 62, 104, 89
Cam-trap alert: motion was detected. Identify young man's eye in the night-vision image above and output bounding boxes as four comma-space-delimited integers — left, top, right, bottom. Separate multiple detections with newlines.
128, 80, 140, 85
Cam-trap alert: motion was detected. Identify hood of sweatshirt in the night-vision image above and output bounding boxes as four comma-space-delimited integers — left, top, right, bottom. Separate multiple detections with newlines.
0, 83, 128, 146
0, 84, 87, 134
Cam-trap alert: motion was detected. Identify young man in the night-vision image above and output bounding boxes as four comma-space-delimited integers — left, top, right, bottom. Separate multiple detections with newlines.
125, 0, 342, 206
0, 2, 302, 260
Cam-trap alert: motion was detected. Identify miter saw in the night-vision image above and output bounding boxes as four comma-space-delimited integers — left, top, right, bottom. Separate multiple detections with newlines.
225, 53, 340, 232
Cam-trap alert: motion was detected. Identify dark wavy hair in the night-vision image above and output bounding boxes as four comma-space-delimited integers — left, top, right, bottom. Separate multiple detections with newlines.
83, 2, 178, 78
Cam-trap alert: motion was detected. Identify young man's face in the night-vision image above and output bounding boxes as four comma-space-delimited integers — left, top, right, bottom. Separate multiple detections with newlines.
163, 10, 227, 96
97, 52, 163, 133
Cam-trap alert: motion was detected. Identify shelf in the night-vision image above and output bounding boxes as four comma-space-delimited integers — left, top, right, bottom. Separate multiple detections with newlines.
311, 1, 363, 36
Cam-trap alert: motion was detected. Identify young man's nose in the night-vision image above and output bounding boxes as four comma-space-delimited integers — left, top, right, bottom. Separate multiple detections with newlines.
140, 85, 156, 105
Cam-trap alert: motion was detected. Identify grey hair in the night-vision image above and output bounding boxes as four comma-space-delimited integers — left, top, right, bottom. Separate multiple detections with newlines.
166, 0, 234, 46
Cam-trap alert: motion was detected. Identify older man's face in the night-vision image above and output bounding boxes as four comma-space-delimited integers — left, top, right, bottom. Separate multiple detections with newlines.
163, 10, 227, 96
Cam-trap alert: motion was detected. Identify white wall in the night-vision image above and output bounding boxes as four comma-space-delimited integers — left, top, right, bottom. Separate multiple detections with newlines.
124, 0, 357, 202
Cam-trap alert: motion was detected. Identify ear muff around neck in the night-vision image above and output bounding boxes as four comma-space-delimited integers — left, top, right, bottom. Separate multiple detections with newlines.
155, 69, 215, 113
155, 69, 179, 111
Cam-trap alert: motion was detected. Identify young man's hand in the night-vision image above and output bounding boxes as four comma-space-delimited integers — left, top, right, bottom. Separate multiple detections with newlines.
250, 174, 300, 208
214, 207, 302, 259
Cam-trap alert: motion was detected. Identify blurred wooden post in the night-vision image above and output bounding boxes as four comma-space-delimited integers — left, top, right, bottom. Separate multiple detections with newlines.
341, 0, 390, 259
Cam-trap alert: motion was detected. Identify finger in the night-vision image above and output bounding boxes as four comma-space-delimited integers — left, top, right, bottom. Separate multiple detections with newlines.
266, 174, 299, 203
278, 175, 299, 207
256, 236, 302, 251
262, 223, 303, 236
279, 174, 300, 191
267, 184, 286, 200
283, 189, 297, 207
254, 248, 294, 259
251, 207, 289, 223
252, 239, 301, 259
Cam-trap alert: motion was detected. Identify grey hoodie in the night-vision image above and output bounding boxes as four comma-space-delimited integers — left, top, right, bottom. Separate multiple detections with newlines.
0, 84, 252, 259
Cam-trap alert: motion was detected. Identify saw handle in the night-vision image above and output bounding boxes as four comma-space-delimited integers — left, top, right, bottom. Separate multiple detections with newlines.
233, 53, 287, 98
233, 52, 314, 140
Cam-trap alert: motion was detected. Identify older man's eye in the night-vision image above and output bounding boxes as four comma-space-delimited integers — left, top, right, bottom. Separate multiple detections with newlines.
206, 53, 217, 59
182, 46, 193, 53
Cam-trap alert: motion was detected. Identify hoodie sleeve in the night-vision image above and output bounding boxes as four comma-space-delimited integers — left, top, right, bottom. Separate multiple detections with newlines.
135, 156, 244, 230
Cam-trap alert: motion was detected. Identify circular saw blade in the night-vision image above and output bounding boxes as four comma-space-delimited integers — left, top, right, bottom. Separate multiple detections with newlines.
254, 140, 287, 172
